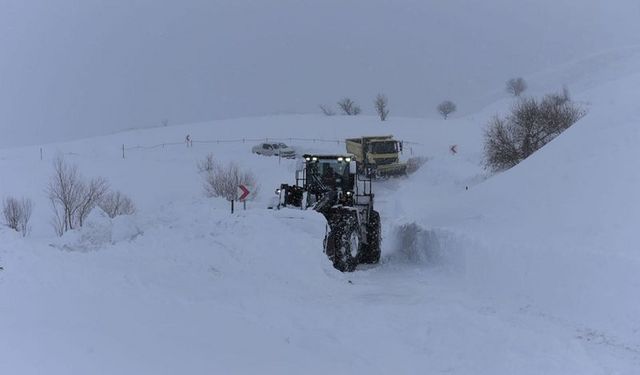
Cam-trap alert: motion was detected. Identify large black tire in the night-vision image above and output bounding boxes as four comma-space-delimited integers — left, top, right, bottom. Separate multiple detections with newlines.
360, 210, 381, 264
324, 212, 360, 272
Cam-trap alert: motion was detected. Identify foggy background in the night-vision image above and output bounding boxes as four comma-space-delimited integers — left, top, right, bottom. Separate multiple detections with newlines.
1, 0, 639, 147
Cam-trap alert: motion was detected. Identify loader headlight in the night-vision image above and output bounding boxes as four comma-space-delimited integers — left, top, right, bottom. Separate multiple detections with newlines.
346, 191, 353, 196
337, 157, 344, 162
312, 156, 318, 161
345, 157, 351, 162
305, 157, 311, 162
275, 188, 281, 195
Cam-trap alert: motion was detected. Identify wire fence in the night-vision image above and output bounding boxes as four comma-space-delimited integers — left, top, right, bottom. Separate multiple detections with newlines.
123, 136, 421, 153
12, 137, 422, 161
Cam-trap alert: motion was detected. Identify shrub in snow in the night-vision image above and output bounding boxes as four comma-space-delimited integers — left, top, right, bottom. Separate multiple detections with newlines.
484, 90, 586, 172
201, 159, 258, 201
337, 98, 361, 116
99, 191, 136, 218
47, 156, 110, 236
437, 100, 456, 119
2, 196, 33, 237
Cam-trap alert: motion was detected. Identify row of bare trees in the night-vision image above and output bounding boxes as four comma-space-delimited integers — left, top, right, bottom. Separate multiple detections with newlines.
320, 77, 529, 122
2, 157, 136, 237
435, 77, 527, 120
323, 95, 458, 121
320, 94, 389, 121
432, 76, 528, 120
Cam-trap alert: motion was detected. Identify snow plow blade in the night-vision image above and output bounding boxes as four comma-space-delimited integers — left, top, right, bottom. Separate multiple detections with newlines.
373, 163, 408, 178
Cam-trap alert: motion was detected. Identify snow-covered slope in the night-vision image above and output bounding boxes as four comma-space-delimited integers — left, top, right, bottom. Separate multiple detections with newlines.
391, 46, 640, 366
1, 47, 640, 373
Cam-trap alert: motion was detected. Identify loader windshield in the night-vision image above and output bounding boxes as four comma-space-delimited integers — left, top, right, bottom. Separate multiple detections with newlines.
306, 158, 352, 192
320, 160, 348, 177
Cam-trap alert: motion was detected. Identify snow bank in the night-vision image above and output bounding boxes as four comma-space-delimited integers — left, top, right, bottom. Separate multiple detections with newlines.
394, 48, 640, 348
51, 209, 143, 252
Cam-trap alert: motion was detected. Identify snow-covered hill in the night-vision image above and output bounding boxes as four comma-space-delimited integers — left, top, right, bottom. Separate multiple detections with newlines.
1, 47, 640, 373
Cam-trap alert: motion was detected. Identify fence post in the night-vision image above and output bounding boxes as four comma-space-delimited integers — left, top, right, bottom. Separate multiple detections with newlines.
122, 144, 125, 159
40, 148, 43, 161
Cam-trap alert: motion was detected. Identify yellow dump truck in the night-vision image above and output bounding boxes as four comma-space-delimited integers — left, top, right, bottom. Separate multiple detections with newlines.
345, 135, 407, 177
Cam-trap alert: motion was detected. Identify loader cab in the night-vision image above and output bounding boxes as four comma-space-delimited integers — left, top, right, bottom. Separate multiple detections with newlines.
302, 154, 355, 195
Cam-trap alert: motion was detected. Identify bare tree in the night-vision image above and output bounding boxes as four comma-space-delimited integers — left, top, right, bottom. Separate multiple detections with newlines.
506, 77, 527, 97
374, 94, 389, 121
99, 191, 136, 218
47, 156, 110, 235
484, 92, 586, 171
203, 161, 258, 201
319, 104, 336, 116
337, 98, 361, 116
48, 157, 83, 234
437, 100, 457, 119
2, 197, 33, 237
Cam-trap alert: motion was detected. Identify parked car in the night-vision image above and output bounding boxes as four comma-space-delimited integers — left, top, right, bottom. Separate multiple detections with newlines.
252, 142, 296, 158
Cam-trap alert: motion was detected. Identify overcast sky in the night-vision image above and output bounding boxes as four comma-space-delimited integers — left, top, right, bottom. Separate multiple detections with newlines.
1, 0, 639, 147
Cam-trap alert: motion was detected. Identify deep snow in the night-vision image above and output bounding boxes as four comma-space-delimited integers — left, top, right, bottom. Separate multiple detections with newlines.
1, 47, 640, 374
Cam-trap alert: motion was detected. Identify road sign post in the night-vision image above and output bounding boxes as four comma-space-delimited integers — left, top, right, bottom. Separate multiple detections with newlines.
237, 185, 250, 202
237, 184, 251, 211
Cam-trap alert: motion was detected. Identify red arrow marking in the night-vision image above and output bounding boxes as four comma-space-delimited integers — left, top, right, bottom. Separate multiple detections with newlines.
238, 185, 250, 201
